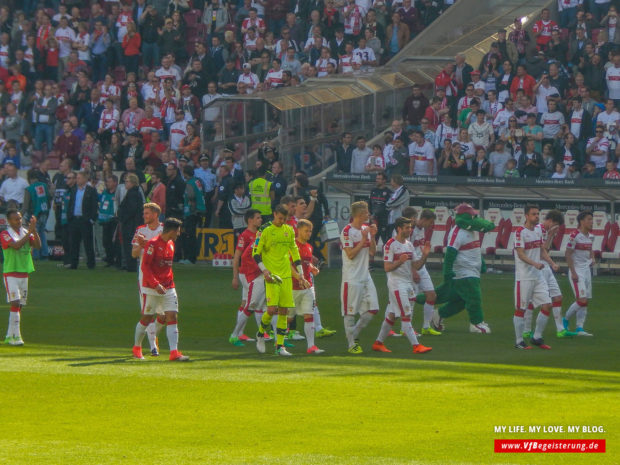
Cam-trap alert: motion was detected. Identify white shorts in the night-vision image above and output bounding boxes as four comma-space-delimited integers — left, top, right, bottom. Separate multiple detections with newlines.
4, 275, 28, 305
290, 288, 314, 316
341, 277, 379, 316
387, 283, 414, 319
515, 279, 550, 310
414, 266, 434, 293
239, 274, 249, 301
542, 265, 561, 299
243, 274, 266, 312
141, 288, 178, 315
569, 268, 592, 300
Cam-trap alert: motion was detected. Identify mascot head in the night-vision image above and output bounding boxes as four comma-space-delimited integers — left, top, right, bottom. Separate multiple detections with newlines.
454, 203, 495, 233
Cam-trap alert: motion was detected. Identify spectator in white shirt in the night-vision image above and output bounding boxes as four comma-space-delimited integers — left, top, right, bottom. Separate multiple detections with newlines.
365, 144, 386, 172
488, 140, 513, 177
533, 72, 559, 114
605, 51, 620, 104
351, 136, 372, 173
408, 130, 435, 176
468, 110, 495, 149
586, 125, 611, 175
54, 17, 76, 77
0, 162, 29, 205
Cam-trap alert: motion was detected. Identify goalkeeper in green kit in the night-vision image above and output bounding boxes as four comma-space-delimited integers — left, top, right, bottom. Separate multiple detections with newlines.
253, 204, 310, 356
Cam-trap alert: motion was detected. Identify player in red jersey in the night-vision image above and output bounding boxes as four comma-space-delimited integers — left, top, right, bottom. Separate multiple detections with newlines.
132, 218, 189, 361
131, 203, 164, 356
230, 209, 264, 346
290, 219, 325, 354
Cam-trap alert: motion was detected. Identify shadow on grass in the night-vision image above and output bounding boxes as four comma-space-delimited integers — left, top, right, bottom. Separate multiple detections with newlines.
49, 355, 132, 367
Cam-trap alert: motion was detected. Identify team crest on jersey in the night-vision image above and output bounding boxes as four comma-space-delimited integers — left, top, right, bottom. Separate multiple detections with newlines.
146, 246, 153, 255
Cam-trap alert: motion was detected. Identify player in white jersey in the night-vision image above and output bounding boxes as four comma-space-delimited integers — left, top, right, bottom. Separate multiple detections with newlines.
383, 206, 440, 337
131, 203, 164, 357
523, 210, 578, 339
412, 209, 441, 335
512, 205, 553, 350
564, 211, 595, 336
372, 217, 432, 354
340, 201, 379, 354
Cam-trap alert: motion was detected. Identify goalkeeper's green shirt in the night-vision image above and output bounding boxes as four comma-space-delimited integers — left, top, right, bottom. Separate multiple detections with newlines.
252, 223, 300, 279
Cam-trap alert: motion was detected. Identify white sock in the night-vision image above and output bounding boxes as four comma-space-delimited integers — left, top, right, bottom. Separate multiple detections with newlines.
8, 311, 20, 338
344, 315, 356, 348
313, 305, 323, 332
552, 303, 563, 331
565, 302, 580, 321
423, 303, 434, 329
513, 312, 525, 344
232, 310, 249, 338
167, 324, 179, 351
146, 322, 157, 350
533, 309, 549, 340
524, 304, 533, 333
271, 318, 277, 333
352, 311, 374, 340
304, 319, 315, 348
254, 310, 263, 329
377, 317, 394, 343
134, 321, 148, 347
576, 306, 588, 329
402, 320, 419, 345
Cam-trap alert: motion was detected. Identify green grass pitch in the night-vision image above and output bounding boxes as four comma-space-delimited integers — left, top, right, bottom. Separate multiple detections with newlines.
0, 262, 618, 465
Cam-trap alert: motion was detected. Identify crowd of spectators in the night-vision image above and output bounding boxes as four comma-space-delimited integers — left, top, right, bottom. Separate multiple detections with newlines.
336, 5, 620, 180
0, 0, 452, 174
0, 0, 452, 267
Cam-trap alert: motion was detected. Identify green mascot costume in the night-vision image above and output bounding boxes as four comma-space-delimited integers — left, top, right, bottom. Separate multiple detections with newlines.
416, 203, 495, 333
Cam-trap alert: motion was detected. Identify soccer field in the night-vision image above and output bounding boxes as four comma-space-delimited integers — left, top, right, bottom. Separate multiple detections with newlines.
0, 262, 618, 465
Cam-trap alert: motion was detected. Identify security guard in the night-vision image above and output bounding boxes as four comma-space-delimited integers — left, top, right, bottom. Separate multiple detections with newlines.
248, 165, 275, 222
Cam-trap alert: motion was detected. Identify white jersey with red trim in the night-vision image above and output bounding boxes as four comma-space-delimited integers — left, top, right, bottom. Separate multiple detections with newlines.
409, 140, 435, 175
155, 66, 182, 83
384, 238, 414, 286
315, 58, 337, 77
566, 229, 593, 269
412, 226, 426, 260
266, 69, 284, 87
606, 65, 620, 100
169, 121, 188, 151
132, 223, 164, 292
513, 224, 544, 281
446, 226, 481, 279
99, 84, 120, 104
341, 223, 371, 283
99, 108, 119, 131
339, 54, 353, 74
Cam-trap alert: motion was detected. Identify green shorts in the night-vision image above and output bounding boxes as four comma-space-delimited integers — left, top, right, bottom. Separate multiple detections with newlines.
265, 277, 294, 308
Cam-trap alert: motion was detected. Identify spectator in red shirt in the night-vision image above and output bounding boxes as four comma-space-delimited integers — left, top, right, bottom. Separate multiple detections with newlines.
122, 23, 141, 75
510, 64, 536, 99
44, 37, 59, 80
142, 131, 167, 169
54, 120, 82, 168
423, 97, 443, 131
603, 160, 620, 179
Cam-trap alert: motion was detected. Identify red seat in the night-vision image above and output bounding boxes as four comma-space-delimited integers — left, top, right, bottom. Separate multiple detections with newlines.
498, 219, 512, 249
606, 223, 619, 252
552, 224, 565, 250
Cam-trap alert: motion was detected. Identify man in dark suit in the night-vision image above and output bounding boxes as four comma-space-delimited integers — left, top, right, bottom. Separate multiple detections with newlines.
77, 89, 104, 134
67, 171, 99, 269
